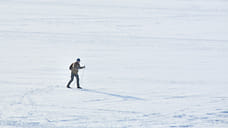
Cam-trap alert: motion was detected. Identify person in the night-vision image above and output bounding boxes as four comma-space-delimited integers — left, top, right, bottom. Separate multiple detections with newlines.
66, 58, 85, 88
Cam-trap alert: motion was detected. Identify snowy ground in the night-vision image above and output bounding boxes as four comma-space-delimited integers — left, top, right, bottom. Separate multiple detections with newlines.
0, 0, 228, 127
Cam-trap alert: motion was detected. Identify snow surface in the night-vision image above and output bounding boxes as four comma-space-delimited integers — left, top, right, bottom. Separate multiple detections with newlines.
0, 0, 228, 127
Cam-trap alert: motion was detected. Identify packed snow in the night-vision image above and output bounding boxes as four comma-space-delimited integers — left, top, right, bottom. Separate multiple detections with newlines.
0, 0, 228, 127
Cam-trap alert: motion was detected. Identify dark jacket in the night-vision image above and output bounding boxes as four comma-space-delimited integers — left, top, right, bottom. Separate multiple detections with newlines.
69, 62, 83, 74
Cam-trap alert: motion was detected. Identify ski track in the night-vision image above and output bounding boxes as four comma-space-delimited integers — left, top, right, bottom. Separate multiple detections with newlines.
1, 85, 227, 128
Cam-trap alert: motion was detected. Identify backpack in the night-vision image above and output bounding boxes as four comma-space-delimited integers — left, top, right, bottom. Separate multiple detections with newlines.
69, 63, 73, 70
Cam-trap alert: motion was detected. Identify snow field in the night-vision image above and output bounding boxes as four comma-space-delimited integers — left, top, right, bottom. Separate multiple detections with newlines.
0, 0, 228, 127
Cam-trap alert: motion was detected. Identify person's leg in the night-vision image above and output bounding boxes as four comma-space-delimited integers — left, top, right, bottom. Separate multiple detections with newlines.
76, 74, 80, 88
66, 73, 74, 88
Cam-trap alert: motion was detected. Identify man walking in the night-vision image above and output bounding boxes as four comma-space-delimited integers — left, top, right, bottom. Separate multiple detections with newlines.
66, 58, 85, 88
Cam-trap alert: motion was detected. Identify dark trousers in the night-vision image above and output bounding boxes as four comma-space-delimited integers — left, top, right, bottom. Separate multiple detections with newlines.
67, 73, 80, 88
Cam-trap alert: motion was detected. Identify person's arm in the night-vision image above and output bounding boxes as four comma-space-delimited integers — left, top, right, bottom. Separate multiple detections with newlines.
75, 63, 85, 69
79, 64, 85, 69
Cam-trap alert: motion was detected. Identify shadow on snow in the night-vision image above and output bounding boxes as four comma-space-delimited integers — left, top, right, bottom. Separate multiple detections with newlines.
81, 89, 144, 101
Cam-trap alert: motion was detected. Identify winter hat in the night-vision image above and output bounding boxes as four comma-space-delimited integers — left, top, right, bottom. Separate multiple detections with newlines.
77, 58, 80, 62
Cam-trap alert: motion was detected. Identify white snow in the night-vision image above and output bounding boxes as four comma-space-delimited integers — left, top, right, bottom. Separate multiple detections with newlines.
0, 0, 228, 127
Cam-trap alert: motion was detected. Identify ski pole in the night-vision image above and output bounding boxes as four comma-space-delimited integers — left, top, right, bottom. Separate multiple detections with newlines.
81, 68, 85, 85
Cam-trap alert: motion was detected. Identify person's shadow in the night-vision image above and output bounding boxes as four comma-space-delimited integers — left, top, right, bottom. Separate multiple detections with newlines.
81, 89, 144, 101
